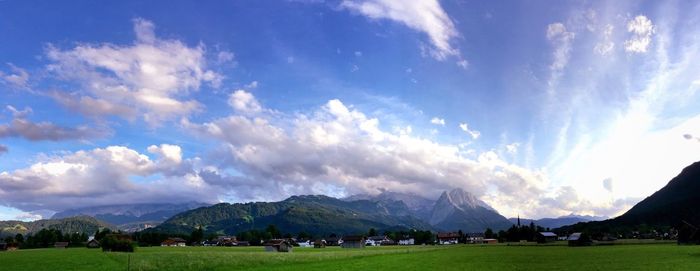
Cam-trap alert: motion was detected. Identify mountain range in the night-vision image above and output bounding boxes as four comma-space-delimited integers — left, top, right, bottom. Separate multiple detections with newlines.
151, 188, 513, 236
508, 214, 607, 229
51, 202, 208, 231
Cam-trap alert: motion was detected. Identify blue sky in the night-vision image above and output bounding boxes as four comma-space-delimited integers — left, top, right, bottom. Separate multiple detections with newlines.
1, 0, 700, 221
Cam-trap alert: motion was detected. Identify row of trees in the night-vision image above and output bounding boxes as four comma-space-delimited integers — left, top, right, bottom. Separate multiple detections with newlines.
3, 229, 88, 249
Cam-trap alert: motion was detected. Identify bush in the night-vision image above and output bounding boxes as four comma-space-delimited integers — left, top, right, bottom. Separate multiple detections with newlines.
101, 235, 135, 252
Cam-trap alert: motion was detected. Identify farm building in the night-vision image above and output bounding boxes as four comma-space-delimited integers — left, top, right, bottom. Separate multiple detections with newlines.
537, 232, 558, 243
325, 236, 342, 246
314, 239, 326, 248
263, 239, 293, 252
54, 242, 69, 249
567, 232, 592, 246
161, 237, 187, 247
437, 232, 460, 245
398, 238, 415, 245
86, 239, 100, 248
297, 239, 312, 248
483, 239, 498, 244
466, 232, 485, 244
341, 236, 365, 248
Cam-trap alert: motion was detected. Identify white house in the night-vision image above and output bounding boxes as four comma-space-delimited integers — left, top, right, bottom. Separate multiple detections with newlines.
398, 238, 415, 245
297, 240, 312, 248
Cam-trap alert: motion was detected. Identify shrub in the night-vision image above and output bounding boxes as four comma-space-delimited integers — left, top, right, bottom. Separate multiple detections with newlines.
101, 235, 135, 252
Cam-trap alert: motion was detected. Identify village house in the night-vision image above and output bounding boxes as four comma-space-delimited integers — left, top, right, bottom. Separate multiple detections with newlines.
537, 232, 558, 243
466, 232, 485, 244
263, 239, 293, 252
567, 232, 591, 246
215, 236, 238, 246
365, 235, 391, 246
341, 235, 365, 248
437, 232, 460, 245
297, 239, 312, 248
161, 237, 187, 247
54, 242, 69, 249
86, 238, 100, 248
398, 238, 415, 245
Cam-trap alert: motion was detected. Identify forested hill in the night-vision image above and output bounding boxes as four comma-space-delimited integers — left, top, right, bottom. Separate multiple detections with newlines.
152, 195, 432, 236
557, 161, 700, 233
0, 216, 113, 237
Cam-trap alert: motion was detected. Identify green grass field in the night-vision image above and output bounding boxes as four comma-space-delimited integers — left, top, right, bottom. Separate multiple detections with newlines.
2, 243, 699, 270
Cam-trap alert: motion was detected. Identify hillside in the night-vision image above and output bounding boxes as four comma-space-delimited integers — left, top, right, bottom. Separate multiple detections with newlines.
509, 214, 607, 229
52, 202, 209, 231
0, 216, 113, 237
153, 195, 432, 236
557, 161, 700, 233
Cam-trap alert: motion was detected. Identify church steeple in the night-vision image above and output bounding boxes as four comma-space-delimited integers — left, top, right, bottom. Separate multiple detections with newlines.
517, 214, 521, 227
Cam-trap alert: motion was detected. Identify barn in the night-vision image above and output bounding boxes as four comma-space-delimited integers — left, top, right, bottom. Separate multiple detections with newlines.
263, 239, 293, 252
340, 235, 365, 248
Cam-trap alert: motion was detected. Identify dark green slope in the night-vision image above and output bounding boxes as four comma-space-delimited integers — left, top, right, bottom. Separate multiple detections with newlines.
153, 195, 432, 235
558, 161, 700, 233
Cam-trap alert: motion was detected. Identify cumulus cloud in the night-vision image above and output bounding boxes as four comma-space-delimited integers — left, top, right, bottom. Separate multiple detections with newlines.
228, 90, 263, 114
44, 18, 222, 125
459, 122, 480, 139
179, 92, 579, 216
340, 0, 459, 60
456, 59, 469, 70
430, 117, 445, 126
624, 15, 654, 53
0, 63, 30, 89
0, 145, 222, 212
684, 134, 700, 142
506, 142, 520, 154
0, 106, 108, 141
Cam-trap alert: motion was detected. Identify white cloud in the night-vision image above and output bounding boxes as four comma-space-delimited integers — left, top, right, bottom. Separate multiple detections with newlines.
546, 23, 575, 71
0, 145, 223, 212
229, 90, 263, 114
506, 142, 520, 154
0, 63, 30, 89
594, 24, 615, 56
456, 59, 469, 70
0, 106, 108, 141
217, 51, 235, 64
624, 15, 654, 53
430, 117, 445, 126
354, 51, 363, 57
245, 80, 259, 89
351, 64, 359, 72
459, 122, 480, 139
340, 0, 459, 60
44, 18, 222, 125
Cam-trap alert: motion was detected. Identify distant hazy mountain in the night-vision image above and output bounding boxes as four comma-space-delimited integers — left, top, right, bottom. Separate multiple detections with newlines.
0, 216, 112, 237
429, 188, 512, 232
152, 195, 432, 236
344, 191, 435, 220
509, 214, 607, 229
558, 161, 700, 232
52, 202, 209, 231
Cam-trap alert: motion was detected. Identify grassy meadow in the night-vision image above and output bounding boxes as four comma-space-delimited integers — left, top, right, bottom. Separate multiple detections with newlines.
1, 242, 699, 270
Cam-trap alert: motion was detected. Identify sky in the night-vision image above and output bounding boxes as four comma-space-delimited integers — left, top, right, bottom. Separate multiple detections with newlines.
1, 0, 700, 221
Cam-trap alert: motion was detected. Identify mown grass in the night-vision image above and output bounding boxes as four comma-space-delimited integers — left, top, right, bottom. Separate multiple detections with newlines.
1, 243, 698, 270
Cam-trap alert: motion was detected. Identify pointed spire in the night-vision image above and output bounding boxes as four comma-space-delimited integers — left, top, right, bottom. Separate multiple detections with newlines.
517, 214, 521, 227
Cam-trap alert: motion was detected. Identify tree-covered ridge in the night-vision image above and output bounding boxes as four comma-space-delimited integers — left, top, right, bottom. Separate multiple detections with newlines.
0, 216, 113, 237
152, 195, 432, 236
